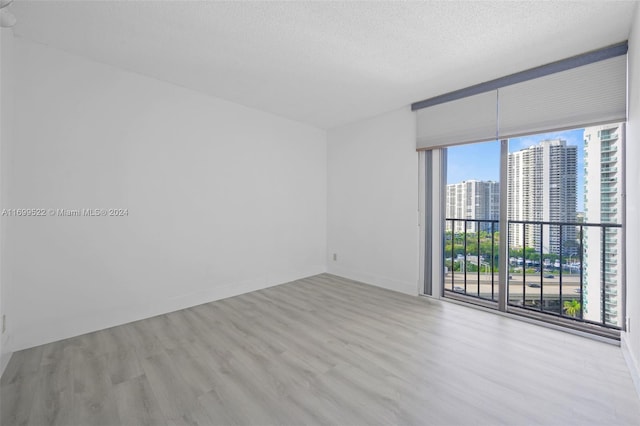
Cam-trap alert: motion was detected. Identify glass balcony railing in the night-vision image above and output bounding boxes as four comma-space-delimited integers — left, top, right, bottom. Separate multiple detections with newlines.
600, 134, 618, 142
604, 296, 618, 305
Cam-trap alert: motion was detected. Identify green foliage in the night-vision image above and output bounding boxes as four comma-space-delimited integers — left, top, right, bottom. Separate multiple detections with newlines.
563, 299, 581, 317
444, 229, 582, 274
445, 230, 500, 271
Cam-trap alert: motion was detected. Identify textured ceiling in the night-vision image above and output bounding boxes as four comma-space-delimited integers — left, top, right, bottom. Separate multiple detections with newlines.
10, 0, 639, 129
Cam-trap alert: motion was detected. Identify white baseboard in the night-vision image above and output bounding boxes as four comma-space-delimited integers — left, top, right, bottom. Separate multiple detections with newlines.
327, 265, 417, 296
621, 333, 640, 400
9, 266, 326, 352
0, 350, 12, 379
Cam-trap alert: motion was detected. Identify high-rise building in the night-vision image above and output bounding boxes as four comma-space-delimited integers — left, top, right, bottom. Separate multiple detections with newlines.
446, 180, 499, 233
507, 139, 577, 255
583, 124, 623, 326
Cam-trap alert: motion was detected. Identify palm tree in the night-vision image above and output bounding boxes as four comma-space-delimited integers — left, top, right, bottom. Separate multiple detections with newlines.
564, 299, 581, 317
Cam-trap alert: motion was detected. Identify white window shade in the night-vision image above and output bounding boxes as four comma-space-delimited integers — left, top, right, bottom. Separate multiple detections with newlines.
497, 55, 627, 139
413, 43, 627, 150
416, 91, 497, 150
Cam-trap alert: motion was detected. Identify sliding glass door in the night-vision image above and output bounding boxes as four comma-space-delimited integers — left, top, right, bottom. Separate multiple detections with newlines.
504, 125, 624, 331
430, 124, 624, 335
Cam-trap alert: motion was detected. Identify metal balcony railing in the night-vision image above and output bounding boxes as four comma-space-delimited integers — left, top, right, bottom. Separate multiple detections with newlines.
444, 218, 622, 330
444, 218, 500, 303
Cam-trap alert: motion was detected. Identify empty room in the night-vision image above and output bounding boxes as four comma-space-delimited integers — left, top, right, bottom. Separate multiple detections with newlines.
2, 1, 640, 425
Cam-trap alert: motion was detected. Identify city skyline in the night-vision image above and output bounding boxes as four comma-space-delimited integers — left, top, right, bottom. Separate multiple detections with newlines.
444, 125, 622, 326
447, 128, 585, 211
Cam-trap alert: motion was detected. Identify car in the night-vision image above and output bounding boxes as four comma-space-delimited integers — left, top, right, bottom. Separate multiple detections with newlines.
453, 286, 465, 293
544, 274, 554, 278
527, 282, 541, 288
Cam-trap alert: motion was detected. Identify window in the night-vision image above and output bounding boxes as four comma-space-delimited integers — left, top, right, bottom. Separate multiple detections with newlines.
506, 126, 623, 329
434, 124, 624, 333
415, 43, 627, 336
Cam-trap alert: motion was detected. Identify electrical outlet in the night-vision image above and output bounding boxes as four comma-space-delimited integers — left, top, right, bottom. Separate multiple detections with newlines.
333, 253, 337, 261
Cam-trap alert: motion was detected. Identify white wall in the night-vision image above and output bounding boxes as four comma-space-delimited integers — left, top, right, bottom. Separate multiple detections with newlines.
623, 2, 640, 395
327, 108, 419, 295
0, 27, 15, 376
5, 38, 327, 351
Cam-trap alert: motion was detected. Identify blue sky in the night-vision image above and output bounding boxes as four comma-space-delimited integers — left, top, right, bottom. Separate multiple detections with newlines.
446, 128, 585, 211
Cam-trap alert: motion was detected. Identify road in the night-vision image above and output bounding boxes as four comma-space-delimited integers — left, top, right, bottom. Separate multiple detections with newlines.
444, 272, 582, 298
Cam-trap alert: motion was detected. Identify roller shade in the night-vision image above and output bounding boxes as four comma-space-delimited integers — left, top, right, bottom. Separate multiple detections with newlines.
413, 43, 627, 151
498, 55, 627, 139
416, 91, 497, 149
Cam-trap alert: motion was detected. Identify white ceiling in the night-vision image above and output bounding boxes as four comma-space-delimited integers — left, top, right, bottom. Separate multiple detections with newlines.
10, 0, 639, 129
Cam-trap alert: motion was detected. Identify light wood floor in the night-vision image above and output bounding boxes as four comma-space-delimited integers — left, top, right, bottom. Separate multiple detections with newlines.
2, 273, 639, 425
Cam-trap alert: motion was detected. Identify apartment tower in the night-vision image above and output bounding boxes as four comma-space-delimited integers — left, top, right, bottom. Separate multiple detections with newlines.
446, 180, 500, 233
507, 139, 578, 255
583, 124, 623, 326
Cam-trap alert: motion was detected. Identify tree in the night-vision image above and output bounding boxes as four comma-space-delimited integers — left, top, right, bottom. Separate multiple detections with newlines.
563, 299, 581, 317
